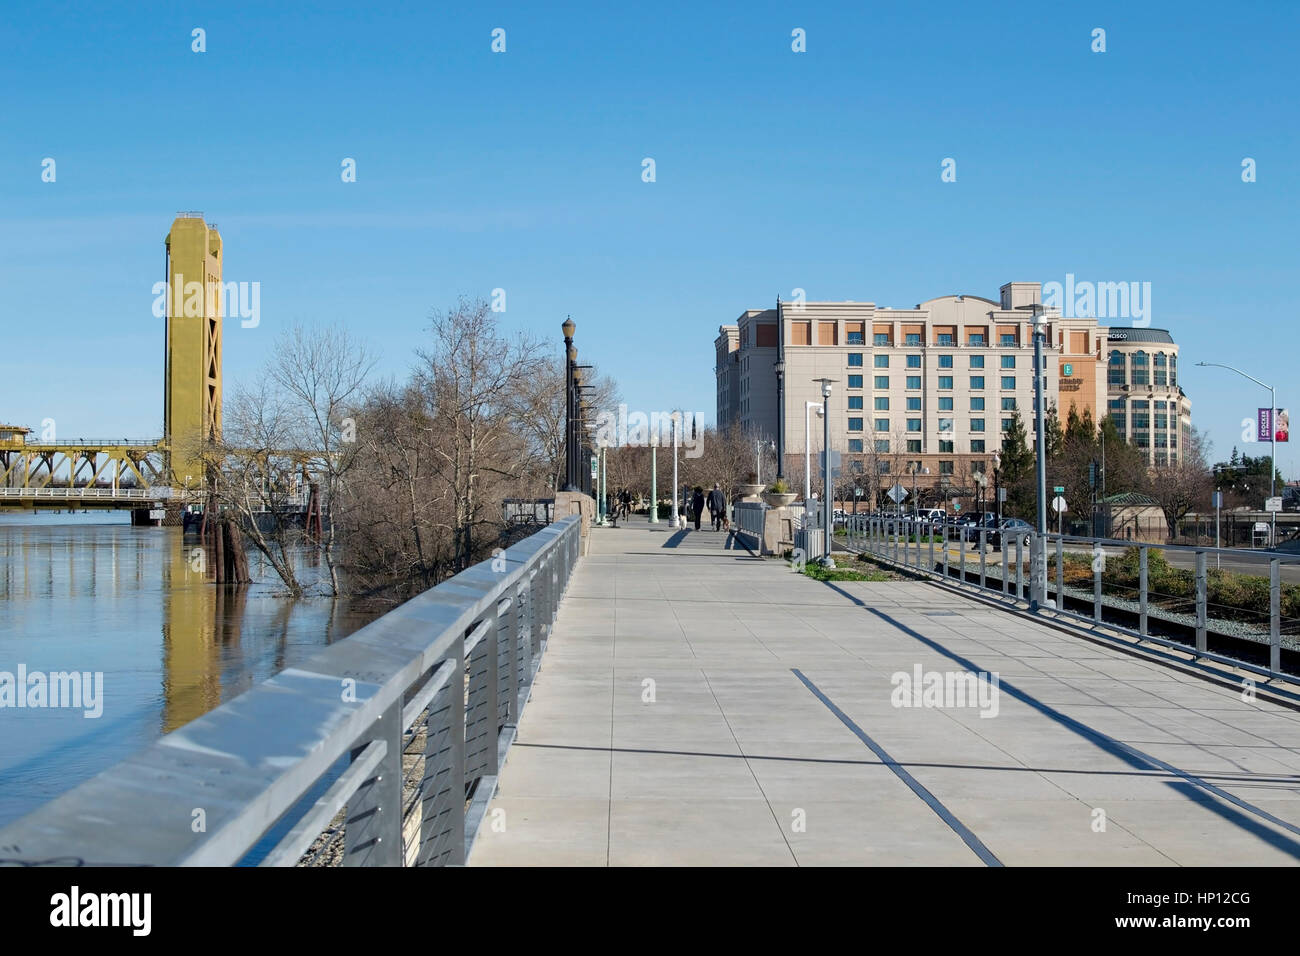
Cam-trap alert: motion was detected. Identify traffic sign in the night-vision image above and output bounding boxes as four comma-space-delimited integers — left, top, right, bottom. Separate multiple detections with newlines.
1053, 486, 1065, 494
887, 483, 908, 504
1266, 497, 1282, 513
854, 487, 862, 497
1051, 496, 1067, 513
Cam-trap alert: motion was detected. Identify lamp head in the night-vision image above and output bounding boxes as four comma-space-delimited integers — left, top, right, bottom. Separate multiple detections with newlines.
562, 318, 576, 339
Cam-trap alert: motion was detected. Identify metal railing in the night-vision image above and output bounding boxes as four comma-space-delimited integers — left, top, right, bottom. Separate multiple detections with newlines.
842, 516, 1300, 686
0, 515, 582, 866
0, 486, 171, 499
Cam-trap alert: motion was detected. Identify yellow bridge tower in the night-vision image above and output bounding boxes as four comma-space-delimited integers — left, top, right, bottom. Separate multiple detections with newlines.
164, 213, 223, 485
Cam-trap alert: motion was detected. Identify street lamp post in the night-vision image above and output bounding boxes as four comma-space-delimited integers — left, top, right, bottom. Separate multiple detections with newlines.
1197, 362, 1277, 546
562, 318, 577, 490
805, 401, 823, 502
775, 358, 786, 480
815, 378, 837, 567
992, 451, 1001, 523
1017, 303, 1053, 609
649, 439, 658, 524
671, 411, 681, 529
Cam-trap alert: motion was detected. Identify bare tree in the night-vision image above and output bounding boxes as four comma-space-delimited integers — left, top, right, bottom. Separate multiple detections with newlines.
268, 323, 376, 596
1150, 427, 1213, 540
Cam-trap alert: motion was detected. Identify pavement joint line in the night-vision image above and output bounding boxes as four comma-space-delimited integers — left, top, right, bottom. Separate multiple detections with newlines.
791, 668, 1004, 867
822, 581, 1300, 854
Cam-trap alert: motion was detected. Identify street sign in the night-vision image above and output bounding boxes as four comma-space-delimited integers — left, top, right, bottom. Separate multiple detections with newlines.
149, 509, 165, 520
1053, 486, 1065, 494
1051, 496, 1067, 513
590, 456, 598, 479
997, 488, 1007, 503
854, 487, 862, 497
952, 499, 961, 511
1212, 491, 1223, 509
887, 483, 907, 504
1265, 497, 1282, 513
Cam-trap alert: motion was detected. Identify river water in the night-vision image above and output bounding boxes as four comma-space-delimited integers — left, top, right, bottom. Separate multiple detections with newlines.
0, 511, 376, 829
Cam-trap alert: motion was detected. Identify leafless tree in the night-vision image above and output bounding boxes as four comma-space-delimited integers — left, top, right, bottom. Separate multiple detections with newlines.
1150, 427, 1213, 539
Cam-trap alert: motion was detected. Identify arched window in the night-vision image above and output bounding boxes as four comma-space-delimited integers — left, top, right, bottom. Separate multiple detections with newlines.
1131, 350, 1149, 386
1154, 352, 1167, 386
1169, 353, 1177, 387
1108, 349, 1126, 386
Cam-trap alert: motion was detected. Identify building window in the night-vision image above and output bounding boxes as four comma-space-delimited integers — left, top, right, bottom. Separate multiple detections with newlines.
1002, 418, 1014, 432
907, 440, 922, 453
939, 397, 954, 411
999, 333, 1017, 347
938, 417, 953, 433
906, 375, 921, 389
939, 376, 953, 389
970, 418, 985, 432
1001, 355, 1016, 369
906, 397, 922, 411
874, 418, 890, 432
968, 332, 986, 346
905, 333, 921, 345
906, 355, 922, 368
848, 353, 864, 367
1001, 376, 1015, 390
939, 440, 954, 453
970, 440, 986, 452
1109, 398, 1126, 435
874, 332, 891, 346
1108, 350, 1126, 386
848, 417, 863, 432
874, 355, 889, 368
1170, 354, 1177, 387
1132, 351, 1149, 386
938, 354, 953, 368
939, 460, 954, 475
1001, 397, 1017, 411
936, 333, 954, 346
970, 355, 985, 369
874, 375, 889, 389
847, 330, 865, 345
1131, 401, 1150, 429
848, 395, 864, 410
970, 397, 985, 411
970, 376, 985, 389
1154, 352, 1167, 386
907, 418, 922, 432
875, 440, 890, 454
874, 396, 889, 410
848, 374, 863, 388
848, 438, 864, 452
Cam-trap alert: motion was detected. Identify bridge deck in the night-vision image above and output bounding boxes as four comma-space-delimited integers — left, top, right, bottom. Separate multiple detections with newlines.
470, 517, 1300, 866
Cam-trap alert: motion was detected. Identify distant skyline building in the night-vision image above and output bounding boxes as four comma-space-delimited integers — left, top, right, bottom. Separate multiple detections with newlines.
715, 281, 1192, 502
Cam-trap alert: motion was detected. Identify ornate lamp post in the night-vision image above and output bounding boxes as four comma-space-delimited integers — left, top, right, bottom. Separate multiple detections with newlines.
774, 358, 786, 480
562, 318, 578, 491
815, 378, 837, 567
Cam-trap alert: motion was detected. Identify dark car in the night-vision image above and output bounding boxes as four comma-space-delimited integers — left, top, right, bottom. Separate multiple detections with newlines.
988, 518, 1033, 551
952, 512, 997, 542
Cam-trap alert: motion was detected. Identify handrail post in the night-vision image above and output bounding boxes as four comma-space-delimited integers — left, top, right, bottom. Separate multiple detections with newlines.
1055, 535, 1063, 611
1093, 551, 1103, 623
1002, 537, 1009, 595
419, 639, 466, 867
1015, 536, 1024, 601
343, 700, 403, 867
1195, 551, 1207, 654
1139, 546, 1149, 637
928, 520, 935, 572
1270, 559, 1281, 674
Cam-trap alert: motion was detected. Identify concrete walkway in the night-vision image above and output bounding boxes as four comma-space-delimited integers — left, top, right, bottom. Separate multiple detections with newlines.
470, 517, 1300, 866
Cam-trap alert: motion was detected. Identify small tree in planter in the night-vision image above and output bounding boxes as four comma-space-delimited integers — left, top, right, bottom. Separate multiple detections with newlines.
762, 478, 797, 508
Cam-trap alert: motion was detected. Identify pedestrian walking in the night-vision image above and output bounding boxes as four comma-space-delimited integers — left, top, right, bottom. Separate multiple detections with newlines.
708, 483, 726, 531
691, 486, 705, 531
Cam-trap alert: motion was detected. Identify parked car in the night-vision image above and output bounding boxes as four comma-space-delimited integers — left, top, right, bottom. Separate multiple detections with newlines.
951, 512, 996, 541
988, 517, 1034, 551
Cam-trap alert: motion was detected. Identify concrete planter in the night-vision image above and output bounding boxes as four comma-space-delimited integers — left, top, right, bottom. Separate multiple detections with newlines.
735, 483, 765, 500
761, 492, 798, 508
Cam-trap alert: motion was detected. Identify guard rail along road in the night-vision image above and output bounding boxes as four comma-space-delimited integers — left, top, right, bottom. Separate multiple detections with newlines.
0, 514, 582, 866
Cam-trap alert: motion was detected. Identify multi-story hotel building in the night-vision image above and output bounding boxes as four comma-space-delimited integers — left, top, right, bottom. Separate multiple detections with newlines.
715, 281, 1187, 502
1104, 328, 1192, 467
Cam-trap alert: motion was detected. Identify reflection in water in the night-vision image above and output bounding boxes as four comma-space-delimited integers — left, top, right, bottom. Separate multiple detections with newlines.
0, 512, 376, 826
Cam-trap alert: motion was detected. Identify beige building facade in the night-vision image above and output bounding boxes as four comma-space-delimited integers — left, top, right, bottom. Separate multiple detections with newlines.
1104, 328, 1192, 466
716, 281, 1177, 504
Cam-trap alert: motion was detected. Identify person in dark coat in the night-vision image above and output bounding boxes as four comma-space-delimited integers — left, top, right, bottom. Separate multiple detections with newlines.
708, 483, 726, 531
691, 487, 705, 531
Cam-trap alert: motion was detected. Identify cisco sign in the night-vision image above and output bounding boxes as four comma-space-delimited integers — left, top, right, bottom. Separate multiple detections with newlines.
1108, 331, 1129, 341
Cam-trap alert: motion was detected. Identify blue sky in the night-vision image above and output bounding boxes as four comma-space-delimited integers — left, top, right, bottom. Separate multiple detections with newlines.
2, 1, 1296, 475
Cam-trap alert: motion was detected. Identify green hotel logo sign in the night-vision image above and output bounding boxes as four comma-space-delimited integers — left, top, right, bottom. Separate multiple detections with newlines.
1063, 363, 1073, 376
